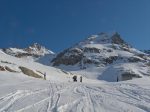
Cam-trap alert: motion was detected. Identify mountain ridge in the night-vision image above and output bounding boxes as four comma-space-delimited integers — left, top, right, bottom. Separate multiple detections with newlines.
2, 43, 55, 58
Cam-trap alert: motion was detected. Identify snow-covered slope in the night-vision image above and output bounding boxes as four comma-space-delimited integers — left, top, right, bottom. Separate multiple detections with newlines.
52, 32, 150, 82
0, 49, 70, 82
0, 71, 150, 112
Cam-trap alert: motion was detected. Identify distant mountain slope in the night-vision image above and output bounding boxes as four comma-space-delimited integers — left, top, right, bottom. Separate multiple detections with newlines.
2, 43, 55, 65
2, 43, 54, 57
52, 32, 150, 82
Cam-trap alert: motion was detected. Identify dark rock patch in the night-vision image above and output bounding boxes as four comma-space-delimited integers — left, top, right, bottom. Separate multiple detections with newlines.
19, 66, 42, 79
0, 66, 5, 71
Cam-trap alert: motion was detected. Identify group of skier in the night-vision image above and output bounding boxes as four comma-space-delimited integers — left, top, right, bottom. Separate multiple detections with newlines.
43, 72, 83, 83
73, 75, 82, 82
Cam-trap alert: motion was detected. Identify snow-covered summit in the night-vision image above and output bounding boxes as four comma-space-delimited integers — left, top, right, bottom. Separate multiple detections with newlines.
24, 43, 54, 56
77, 32, 129, 47
52, 32, 140, 67
2, 43, 55, 58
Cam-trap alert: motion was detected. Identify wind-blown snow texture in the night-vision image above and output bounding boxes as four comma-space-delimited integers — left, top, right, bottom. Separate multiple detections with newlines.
0, 32, 150, 112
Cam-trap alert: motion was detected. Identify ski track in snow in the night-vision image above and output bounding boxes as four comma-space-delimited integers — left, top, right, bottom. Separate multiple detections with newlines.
0, 88, 49, 112
0, 81, 150, 112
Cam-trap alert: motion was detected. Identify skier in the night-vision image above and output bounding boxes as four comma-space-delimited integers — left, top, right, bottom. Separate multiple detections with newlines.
44, 72, 46, 80
117, 76, 119, 82
80, 76, 82, 82
73, 75, 77, 82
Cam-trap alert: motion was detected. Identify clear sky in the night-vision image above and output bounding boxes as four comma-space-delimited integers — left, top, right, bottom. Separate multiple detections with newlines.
0, 0, 150, 52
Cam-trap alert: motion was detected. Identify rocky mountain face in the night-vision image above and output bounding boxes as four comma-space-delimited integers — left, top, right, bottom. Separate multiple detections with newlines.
51, 32, 150, 81
52, 32, 145, 67
2, 43, 54, 58
144, 50, 150, 55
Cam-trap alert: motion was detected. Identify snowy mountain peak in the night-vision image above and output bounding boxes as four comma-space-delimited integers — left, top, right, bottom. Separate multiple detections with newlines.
111, 32, 128, 46
78, 32, 110, 46
2, 43, 55, 59
87, 32, 109, 40
77, 32, 129, 47
25, 43, 55, 56
29, 43, 43, 50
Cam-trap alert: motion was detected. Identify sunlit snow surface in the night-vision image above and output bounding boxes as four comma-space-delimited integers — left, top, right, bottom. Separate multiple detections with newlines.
0, 72, 150, 112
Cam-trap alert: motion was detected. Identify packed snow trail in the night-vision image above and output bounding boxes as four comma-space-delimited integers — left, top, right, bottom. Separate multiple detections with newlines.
0, 73, 150, 112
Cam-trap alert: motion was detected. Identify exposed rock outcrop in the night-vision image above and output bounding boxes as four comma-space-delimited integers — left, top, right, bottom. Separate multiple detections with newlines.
0, 66, 5, 71
19, 66, 42, 79
5, 66, 17, 72
52, 48, 83, 66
